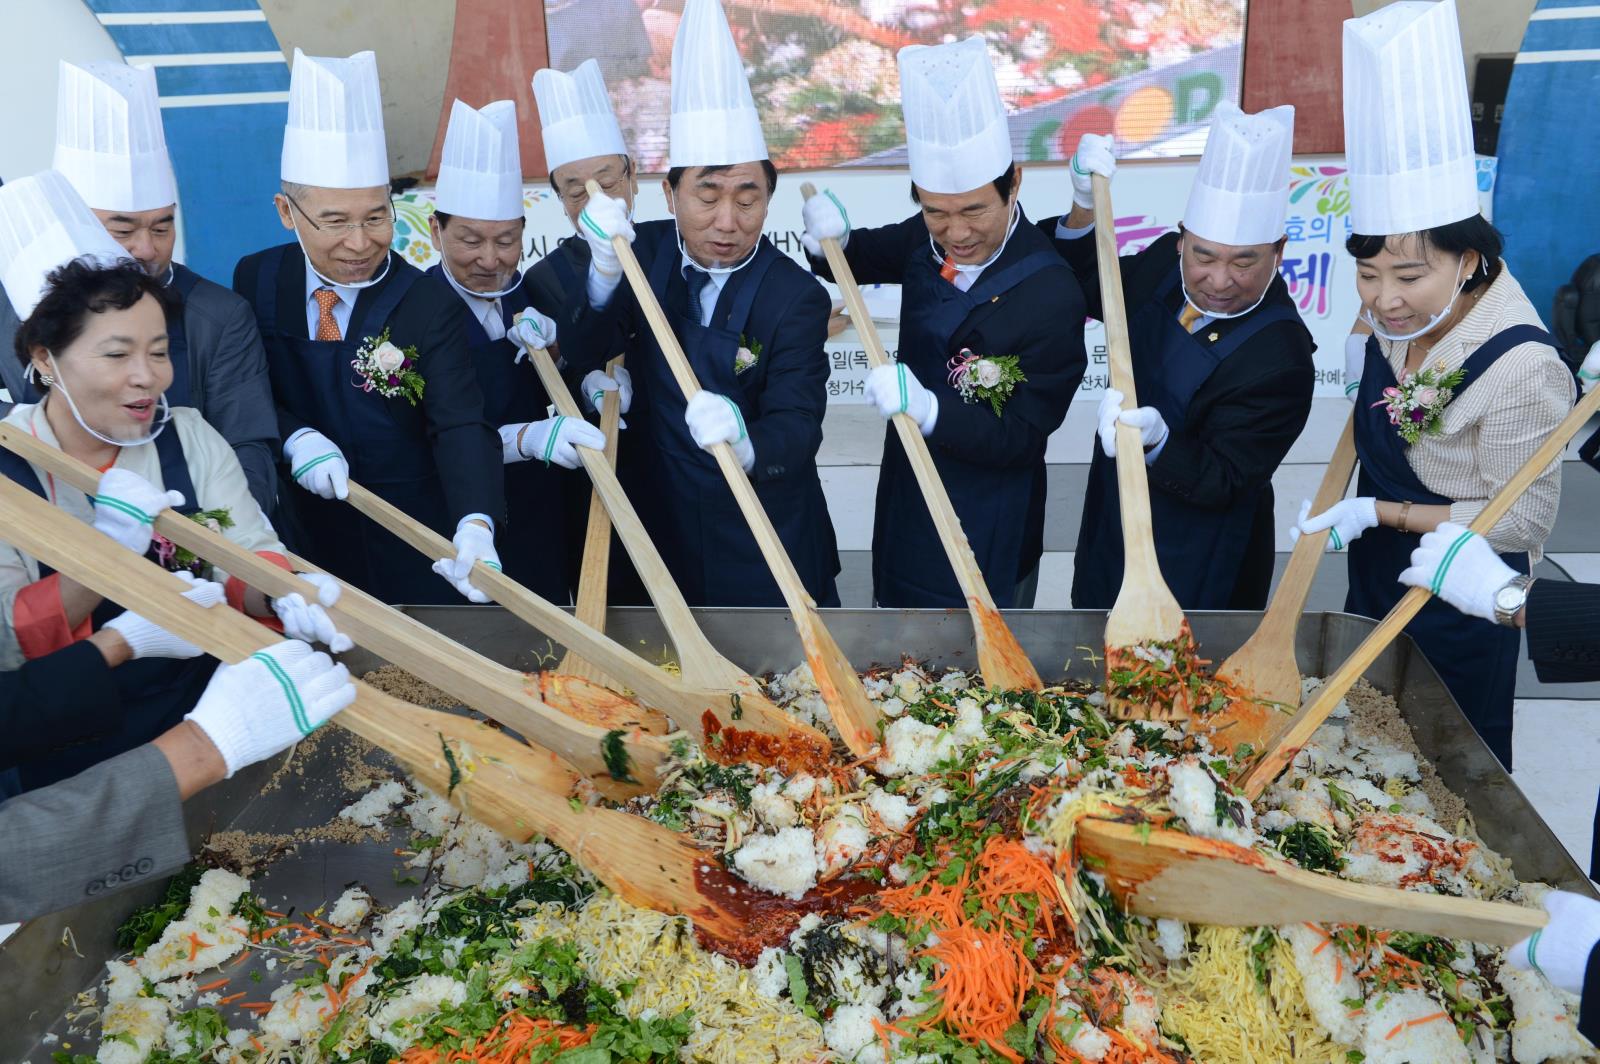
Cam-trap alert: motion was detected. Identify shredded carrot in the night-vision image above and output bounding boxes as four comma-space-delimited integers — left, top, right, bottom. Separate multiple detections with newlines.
185, 932, 211, 960
239, 1001, 274, 1013
250, 1035, 264, 1053
195, 977, 229, 992
217, 992, 247, 1005
396, 1011, 596, 1063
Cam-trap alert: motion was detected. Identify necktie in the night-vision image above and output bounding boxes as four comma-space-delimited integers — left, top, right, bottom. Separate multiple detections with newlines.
1177, 302, 1205, 333
939, 253, 959, 284
480, 298, 506, 342
685, 268, 711, 326
313, 287, 342, 342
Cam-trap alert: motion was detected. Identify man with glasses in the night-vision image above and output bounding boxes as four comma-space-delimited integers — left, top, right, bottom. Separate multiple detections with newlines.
0, 61, 281, 514
801, 37, 1085, 609
232, 51, 504, 605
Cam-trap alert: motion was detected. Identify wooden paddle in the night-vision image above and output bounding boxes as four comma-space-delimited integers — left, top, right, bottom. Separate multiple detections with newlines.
588, 178, 883, 756
799, 183, 1042, 693
1090, 173, 1189, 721
521, 342, 805, 736
558, 355, 626, 687
1206, 414, 1358, 755
333, 476, 827, 752
1077, 818, 1545, 946
0, 471, 762, 938
0, 424, 668, 798
1237, 381, 1600, 798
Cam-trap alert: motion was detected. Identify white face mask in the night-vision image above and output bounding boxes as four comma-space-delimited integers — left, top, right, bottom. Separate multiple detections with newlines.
44, 352, 171, 448
666, 190, 762, 276
439, 256, 523, 301
1179, 252, 1279, 322
927, 202, 1022, 277
1360, 257, 1471, 343
291, 217, 393, 292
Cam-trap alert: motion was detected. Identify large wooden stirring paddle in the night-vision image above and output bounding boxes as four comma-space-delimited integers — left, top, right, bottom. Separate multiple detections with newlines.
800, 183, 1042, 692
0, 473, 763, 938
558, 355, 626, 689
1077, 818, 1545, 946
521, 342, 802, 733
589, 179, 883, 756
1206, 415, 1358, 755
1090, 173, 1189, 721
1237, 380, 1600, 799
0, 425, 670, 797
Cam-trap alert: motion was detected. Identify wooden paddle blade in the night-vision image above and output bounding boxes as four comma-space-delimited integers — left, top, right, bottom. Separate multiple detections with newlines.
589, 179, 882, 756
1237, 382, 1600, 799
532, 671, 671, 735
561, 355, 626, 685
1076, 819, 1545, 947
798, 182, 1043, 694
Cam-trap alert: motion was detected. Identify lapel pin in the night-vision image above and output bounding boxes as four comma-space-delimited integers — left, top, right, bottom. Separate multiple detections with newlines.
1207, 331, 1220, 342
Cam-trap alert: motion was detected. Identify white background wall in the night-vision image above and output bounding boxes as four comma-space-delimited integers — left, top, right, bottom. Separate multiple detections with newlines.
0, 0, 121, 183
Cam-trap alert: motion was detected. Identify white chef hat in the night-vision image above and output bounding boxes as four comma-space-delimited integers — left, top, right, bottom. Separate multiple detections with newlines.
898, 36, 1013, 196
0, 170, 134, 319
669, 0, 767, 168
1182, 101, 1296, 247
1344, 0, 1478, 234
435, 99, 524, 221
281, 49, 389, 189
533, 59, 628, 174
53, 61, 178, 214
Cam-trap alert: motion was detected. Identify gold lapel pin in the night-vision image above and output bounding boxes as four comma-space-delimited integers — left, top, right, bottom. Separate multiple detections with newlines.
1207, 331, 1220, 342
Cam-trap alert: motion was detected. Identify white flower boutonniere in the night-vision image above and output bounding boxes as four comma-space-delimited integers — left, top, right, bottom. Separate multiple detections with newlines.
735, 334, 763, 375
946, 348, 1026, 417
352, 328, 424, 406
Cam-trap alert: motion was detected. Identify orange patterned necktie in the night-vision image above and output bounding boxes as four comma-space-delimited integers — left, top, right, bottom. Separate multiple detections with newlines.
939, 253, 959, 284
1177, 302, 1204, 333
313, 287, 342, 342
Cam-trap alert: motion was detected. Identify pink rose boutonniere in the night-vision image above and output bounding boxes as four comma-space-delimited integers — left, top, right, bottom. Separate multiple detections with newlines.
352, 328, 425, 406
1374, 365, 1466, 445
946, 348, 1026, 417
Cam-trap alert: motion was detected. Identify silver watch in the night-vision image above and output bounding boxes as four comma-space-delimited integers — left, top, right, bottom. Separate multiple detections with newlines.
1492, 575, 1534, 627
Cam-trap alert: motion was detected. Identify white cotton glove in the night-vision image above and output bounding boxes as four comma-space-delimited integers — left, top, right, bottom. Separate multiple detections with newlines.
185, 640, 355, 777
498, 415, 605, 469
1397, 521, 1518, 623
1291, 497, 1380, 552
578, 191, 634, 305
271, 571, 353, 653
1069, 133, 1117, 211
432, 519, 500, 603
800, 188, 850, 258
507, 306, 558, 361
102, 572, 225, 660
92, 468, 185, 556
283, 429, 349, 501
582, 366, 633, 422
1506, 891, 1600, 995
685, 390, 755, 472
864, 363, 939, 436
1096, 388, 1168, 461
1344, 332, 1368, 400
1579, 339, 1600, 394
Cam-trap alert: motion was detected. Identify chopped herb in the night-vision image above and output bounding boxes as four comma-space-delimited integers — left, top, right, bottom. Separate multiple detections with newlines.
601, 729, 636, 783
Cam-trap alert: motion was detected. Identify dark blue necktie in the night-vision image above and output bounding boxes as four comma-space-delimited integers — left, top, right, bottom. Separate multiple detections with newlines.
684, 266, 710, 325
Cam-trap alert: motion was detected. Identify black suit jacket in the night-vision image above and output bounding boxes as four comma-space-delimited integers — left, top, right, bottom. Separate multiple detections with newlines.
0, 640, 120, 772
231, 247, 504, 529
1525, 580, 1600, 683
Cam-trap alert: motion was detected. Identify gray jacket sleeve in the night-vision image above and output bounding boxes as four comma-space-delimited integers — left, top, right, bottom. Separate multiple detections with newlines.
0, 744, 190, 922
187, 283, 281, 515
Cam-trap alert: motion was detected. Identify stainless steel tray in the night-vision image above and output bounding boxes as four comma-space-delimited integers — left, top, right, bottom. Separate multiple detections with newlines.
2, 608, 1588, 1062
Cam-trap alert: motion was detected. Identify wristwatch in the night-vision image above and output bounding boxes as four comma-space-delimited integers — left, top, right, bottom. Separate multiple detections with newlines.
1492, 574, 1535, 627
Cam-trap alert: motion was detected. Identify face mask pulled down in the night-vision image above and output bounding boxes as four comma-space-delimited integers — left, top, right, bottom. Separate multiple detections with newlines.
44, 352, 172, 448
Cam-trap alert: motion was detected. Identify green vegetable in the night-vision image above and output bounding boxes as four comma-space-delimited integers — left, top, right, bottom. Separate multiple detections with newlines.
114, 862, 205, 953
601, 729, 636, 784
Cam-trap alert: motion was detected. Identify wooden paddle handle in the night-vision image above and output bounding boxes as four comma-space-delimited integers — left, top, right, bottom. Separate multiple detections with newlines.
1242, 382, 1600, 797
1090, 174, 1162, 580
1266, 413, 1358, 627
563, 355, 625, 681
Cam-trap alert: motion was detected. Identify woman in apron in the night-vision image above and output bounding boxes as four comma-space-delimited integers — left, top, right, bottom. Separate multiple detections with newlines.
1296, 218, 1573, 768
0, 260, 341, 793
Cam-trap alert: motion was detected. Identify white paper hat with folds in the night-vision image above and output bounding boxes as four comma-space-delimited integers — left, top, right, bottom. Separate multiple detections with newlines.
1182, 101, 1295, 246
898, 36, 1012, 195
0, 170, 133, 319
668, 0, 767, 167
533, 60, 628, 174
435, 100, 524, 221
53, 61, 177, 213
1344, 0, 1477, 234
281, 49, 389, 189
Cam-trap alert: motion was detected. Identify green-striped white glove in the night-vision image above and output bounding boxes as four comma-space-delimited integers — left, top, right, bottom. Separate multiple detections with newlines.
185, 640, 354, 777
1398, 522, 1516, 622
499, 416, 605, 469
92, 468, 185, 556
685, 390, 756, 472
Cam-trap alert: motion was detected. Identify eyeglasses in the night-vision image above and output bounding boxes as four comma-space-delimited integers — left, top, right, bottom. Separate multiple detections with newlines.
285, 192, 396, 234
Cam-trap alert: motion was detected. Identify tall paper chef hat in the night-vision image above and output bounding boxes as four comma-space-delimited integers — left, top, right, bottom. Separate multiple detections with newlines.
1183, 101, 1296, 247
898, 35, 1013, 196
435, 99, 524, 221
669, 0, 768, 168
1344, 0, 1478, 234
281, 49, 389, 189
0, 170, 134, 319
53, 61, 178, 213
533, 60, 628, 174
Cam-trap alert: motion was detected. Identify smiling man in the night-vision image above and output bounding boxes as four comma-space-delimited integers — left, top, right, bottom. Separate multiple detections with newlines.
556, 0, 839, 607
231, 51, 504, 605
802, 35, 1086, 609
1047, 103, 1315, 610
0, 62, 282, 514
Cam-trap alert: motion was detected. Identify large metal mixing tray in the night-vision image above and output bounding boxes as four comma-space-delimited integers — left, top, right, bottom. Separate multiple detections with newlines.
1, 609, 1589, 1062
